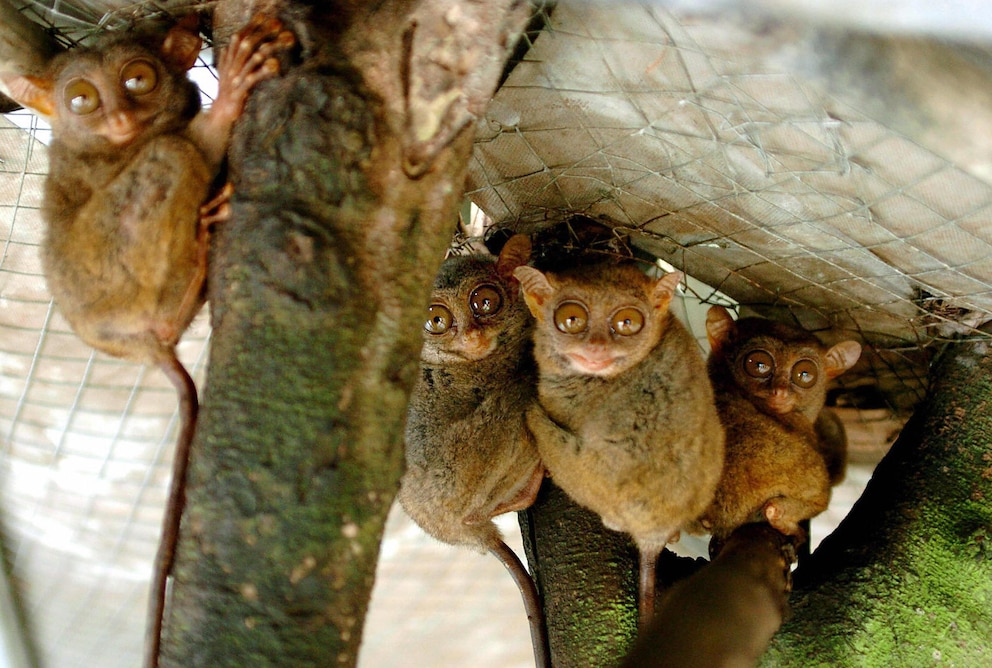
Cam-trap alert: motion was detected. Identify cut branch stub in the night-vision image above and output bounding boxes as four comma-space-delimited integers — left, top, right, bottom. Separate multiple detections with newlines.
339, 0, 532, 177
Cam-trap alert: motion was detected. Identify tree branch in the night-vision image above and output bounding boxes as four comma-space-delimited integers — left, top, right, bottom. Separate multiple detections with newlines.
519, 480, 641, 667
0, 0, 61, 109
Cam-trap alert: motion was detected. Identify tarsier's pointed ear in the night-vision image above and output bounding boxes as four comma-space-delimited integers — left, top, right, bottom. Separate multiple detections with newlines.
824, 340, 862, 379
513, 266, 553, 319
705, 305, 736, 355
161, 14, 203, 72
652, 271, 683, 310
2, 74, 56, 118
496, 234, 532, 283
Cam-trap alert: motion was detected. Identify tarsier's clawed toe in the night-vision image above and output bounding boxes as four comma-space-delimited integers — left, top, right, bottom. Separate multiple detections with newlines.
214, 15, 295, 117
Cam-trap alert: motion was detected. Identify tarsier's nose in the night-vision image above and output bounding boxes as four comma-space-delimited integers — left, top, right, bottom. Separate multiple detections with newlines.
104, 109, 140, 145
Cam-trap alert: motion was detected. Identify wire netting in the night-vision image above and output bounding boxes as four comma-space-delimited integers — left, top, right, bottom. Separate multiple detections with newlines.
470, 2, 992, 421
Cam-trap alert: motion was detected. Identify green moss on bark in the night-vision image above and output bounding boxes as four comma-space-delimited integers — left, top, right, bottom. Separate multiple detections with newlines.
521, 481, 641, 667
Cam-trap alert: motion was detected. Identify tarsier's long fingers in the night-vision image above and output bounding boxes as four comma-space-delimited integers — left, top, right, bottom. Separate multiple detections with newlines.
165, 183, 234, 337
165, 193, 223, 342
199, 182, 234, 227
213, 15, 295, 119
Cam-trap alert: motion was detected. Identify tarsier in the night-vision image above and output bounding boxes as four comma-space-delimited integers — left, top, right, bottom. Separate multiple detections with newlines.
2, 14, 294, 667
514, 261, 725, 627
399, 234, 549, 666
697, 306, 862, 545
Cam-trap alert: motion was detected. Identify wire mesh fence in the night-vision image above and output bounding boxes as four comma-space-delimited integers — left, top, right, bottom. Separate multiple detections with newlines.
469, 1, 992, 423
3, 0, 989, 665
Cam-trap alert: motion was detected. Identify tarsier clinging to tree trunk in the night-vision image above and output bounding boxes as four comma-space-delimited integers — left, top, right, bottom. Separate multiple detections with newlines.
1, 13, 295, 668
696, 306, 862, 549
399, 234, 549, 666
514, 260, 725, 628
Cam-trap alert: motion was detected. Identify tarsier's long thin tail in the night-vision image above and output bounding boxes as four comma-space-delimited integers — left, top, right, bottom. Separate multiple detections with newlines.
490, 539, 551, 668
639, 544, 662, 630
144, 351, 198, 668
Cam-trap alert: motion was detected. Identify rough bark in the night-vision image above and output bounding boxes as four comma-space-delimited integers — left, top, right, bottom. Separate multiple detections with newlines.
160, 2, 530, 666
762, 331, 992, 665
519, 480, 642, 668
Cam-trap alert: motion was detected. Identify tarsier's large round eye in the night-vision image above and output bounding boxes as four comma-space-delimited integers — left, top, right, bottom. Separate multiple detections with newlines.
65, 79, 101, 115
611, 308, 644, 336
743, 350, 774, 379
121, 59, 158, 95
469, 284, 502, 317
792, 359, 818, 389
424, 305, 453, 335
554, 302, 589, 334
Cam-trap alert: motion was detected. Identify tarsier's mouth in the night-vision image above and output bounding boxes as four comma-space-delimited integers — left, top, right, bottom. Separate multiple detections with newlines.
456, 336, 497, 361
104, 124, 143, 147
567, 352, 620, 374
765, 394, 796, 414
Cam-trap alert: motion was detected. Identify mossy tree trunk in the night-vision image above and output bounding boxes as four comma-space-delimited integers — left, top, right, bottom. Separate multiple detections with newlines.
519, 482, 642, 667
160, 2, 531, 666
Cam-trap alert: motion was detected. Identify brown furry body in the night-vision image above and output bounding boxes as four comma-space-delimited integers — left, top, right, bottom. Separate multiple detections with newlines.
516, 261, 724, 624
699, 308, 861, 540
400, 236, 543, 551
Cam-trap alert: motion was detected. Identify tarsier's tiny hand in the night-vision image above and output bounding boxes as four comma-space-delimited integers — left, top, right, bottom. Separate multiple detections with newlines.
762, 498, 806, 539
212, 15, 295, 124
199, 183, 234, 228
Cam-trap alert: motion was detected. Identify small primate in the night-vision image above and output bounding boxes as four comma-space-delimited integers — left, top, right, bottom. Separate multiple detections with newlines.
514, 261, 725, 628
698, 306, 862, 546
2, 14, 294, 668
399, 234, 549, 667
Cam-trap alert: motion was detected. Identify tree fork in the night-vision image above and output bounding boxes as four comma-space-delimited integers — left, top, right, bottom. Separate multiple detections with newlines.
159, 2, 532, 666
